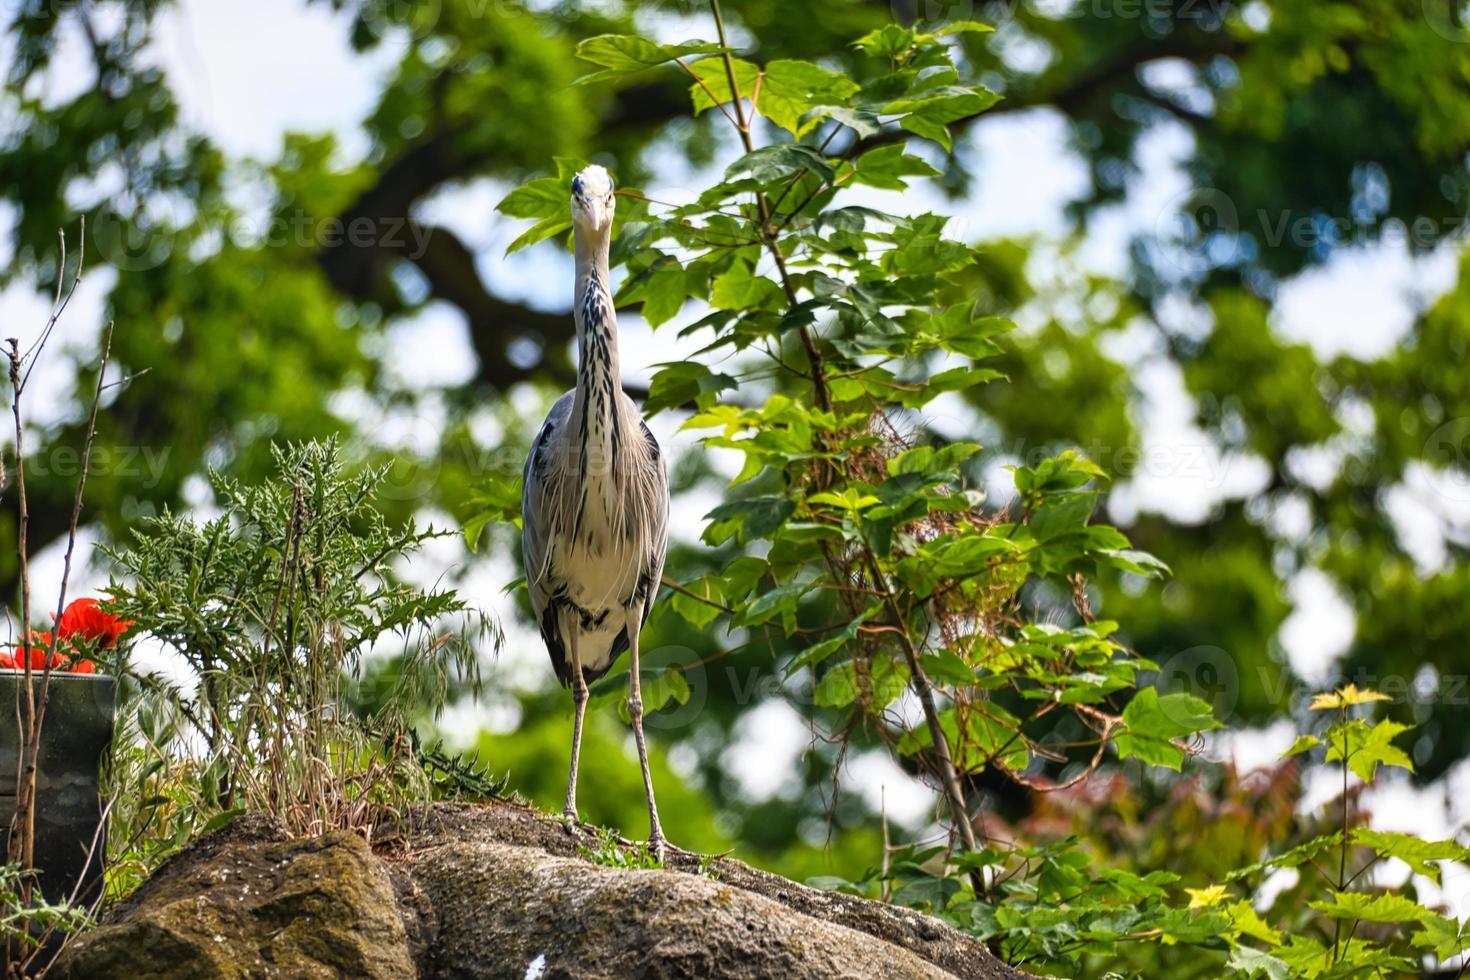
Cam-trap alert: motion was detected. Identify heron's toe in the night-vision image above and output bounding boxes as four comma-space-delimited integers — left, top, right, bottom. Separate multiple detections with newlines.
647, 834, 667, 865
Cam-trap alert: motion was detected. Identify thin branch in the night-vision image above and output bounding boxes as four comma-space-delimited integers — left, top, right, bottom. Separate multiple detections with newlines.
673, 56, 741, 131
22, 217, 86, 390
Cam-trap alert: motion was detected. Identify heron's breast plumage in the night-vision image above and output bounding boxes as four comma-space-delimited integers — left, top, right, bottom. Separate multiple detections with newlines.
523, 387, 668, 683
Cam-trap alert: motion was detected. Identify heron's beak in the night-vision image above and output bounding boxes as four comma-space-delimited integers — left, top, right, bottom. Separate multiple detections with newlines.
584, 196, 613, 232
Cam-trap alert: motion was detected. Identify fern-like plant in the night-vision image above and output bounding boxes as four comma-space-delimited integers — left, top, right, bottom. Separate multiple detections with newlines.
103, 440, 499, 850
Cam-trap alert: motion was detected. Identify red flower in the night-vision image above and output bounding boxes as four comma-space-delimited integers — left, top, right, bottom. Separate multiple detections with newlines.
5, 631, 65, 671
56, 598, 133, 649
1, 598, 128, 673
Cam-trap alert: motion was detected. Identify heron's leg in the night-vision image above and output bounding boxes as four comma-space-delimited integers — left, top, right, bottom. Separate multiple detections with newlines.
625, 600, 666, 862
563, 627, 588, 826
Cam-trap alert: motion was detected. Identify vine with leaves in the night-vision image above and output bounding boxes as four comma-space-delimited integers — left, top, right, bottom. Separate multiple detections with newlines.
484, 8, 1470, 977
488, 5, 1198, 861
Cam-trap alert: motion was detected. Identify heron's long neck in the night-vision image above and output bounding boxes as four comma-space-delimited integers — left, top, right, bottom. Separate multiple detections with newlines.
572, 225, 624, 446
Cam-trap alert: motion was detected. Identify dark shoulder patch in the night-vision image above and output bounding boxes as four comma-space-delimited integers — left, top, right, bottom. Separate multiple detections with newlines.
531, 417, 557, 471
640, 419, 660, 459
534, 416, 557, 450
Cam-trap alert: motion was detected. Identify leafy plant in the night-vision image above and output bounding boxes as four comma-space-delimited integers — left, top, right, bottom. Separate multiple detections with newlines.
826, 686, 1470, 978
487, 3, 1210, 876
488, 10, 1470, 978
103, 440, 499, 855
1209, 686, 1470, 979
577, 826, 663, 871
0, 863, 91, 959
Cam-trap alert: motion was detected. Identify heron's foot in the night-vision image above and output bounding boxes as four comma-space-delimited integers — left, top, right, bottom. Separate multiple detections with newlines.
559, 808, 583, 839
646, 832, 667, 866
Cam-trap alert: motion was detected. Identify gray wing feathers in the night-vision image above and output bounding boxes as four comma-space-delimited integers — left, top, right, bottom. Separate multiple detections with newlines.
522, 390, 576, 625
638, 414, 669, 609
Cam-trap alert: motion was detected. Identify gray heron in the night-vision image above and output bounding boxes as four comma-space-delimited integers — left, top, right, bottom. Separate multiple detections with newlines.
521, 164, 671, 860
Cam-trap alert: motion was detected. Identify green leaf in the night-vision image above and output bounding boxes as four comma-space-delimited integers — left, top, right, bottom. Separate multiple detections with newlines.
887, 441, 983, 477
918, 649, 976, 686
892, 873, 960, 912
870, 655, 911, 708
850, 144, 941, 190
710, 259, 785, 311
1309, 890, 1433, 924
201, 807, 247, 834
854, 25, 915, 59
723, 144, 835, 186
936, 21, 995, 36
823, 105, 882, 138
463, 477, 524, 549
497, 158, 586, 254
1350, 829, 1470, 883
759, 60, 860, 136
814, 661, 859, 708
1013, 450, 1108, 496
1227, 946, 1289, 980
645, 361, 737, 414
1114, 688, 1223, 771
623, 256, 688, 327
891, 365, 1002, 407
897, 706, 1026, 771
1030, 491, 1097, 543
668, 576, 725, 629
808, 487, 880, 511
935, 310, 1013, 359
1281, 734, 1321, 757
786, 606, 880, 674
1096, 548, 1172, 578
1326, 717, 1415, 782
1186, 884, 1228, 909
574, 35, 725, 85
497, 161, 579, 220
1413, 913, 1470, 960
1227, 900, 1282, 946
884, 85, 1001, 151
688, 56, 759, 118
704, 495, 795, 545
730, 580, 810, 630
1225, 834, 1344, 882
815, 655, 909, 710
640, 668, 692, 714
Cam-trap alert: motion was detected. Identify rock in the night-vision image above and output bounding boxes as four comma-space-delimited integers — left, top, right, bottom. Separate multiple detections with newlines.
408, 804, 1025, 980
58, 815, 415, 979
57, 803, 1028, 980
416, 840, 954, 979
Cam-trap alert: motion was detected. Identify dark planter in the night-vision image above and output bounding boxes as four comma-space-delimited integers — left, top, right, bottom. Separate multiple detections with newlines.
0, 673, 116, 905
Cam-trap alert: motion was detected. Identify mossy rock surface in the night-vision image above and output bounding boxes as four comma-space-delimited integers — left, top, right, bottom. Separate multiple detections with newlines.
58, 815, 414, 979
57, 803, 1028, 980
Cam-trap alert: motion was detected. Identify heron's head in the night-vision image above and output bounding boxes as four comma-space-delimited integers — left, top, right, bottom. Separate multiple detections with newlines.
570, 165, 615, 233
